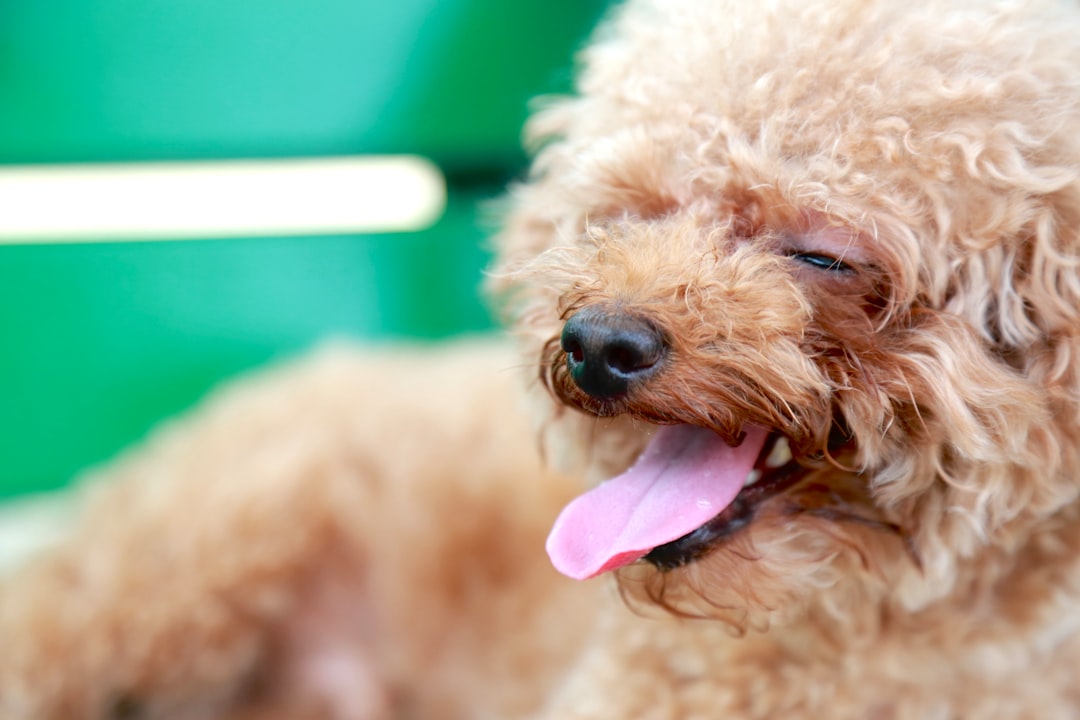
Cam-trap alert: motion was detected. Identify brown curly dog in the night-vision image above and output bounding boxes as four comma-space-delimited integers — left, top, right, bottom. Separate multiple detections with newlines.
4, 0, 1080, 718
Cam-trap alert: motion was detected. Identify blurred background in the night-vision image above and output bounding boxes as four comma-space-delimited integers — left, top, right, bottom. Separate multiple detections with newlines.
0, 0, 612, 500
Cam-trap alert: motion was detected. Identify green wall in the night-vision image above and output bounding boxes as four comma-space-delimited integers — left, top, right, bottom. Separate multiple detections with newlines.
0, 0, 610, 497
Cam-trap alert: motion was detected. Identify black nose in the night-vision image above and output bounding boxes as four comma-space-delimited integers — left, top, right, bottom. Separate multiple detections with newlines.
560, 307, 667, 399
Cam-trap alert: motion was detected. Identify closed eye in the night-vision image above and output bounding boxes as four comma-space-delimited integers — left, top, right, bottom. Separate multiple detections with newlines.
787, 251, 853, 273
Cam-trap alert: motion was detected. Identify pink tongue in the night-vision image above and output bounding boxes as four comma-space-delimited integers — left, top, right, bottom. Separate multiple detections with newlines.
546, 424, 768, 580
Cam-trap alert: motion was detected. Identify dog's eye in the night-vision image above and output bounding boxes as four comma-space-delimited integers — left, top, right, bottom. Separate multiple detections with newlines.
787, 251, 853, 273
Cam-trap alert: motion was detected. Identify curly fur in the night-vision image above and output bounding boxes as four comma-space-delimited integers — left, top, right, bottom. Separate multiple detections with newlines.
498, 0, 1080, 624
4, 0, 1080, 718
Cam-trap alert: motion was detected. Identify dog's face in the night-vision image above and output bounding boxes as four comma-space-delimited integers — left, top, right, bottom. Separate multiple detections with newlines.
495, 0, 1080, 631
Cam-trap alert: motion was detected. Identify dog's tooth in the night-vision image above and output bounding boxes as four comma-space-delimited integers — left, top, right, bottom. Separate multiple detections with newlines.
743, 469, 762, 488
764, 437, 792, 469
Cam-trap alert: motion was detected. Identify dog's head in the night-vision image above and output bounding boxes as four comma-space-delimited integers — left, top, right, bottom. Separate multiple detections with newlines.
493, 0, 1080, 633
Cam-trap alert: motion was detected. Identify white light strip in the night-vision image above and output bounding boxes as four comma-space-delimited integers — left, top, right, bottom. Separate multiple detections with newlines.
0, 156, 446, 243
0, 492, 74, 577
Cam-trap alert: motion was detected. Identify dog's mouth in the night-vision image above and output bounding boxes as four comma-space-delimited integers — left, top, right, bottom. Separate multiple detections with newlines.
546, 424, 810, 580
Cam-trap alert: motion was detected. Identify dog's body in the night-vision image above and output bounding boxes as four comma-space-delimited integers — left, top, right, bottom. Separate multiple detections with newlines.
5, 0, 1080, 717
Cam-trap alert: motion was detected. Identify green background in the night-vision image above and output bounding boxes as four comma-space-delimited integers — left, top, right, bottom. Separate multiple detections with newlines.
0, 0, 610, 497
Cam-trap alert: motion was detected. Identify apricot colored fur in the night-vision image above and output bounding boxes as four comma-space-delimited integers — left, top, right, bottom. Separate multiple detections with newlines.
5, 0, 1080, 718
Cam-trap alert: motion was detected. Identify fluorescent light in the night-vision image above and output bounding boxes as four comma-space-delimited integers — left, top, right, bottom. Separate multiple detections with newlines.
0, 156, 446, 243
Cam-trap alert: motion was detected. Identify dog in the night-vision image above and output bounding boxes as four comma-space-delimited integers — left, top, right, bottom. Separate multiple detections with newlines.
4, 0, 1080, 717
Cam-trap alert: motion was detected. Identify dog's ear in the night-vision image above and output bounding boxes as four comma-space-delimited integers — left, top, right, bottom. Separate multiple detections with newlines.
883, 181, 1080, 540
1009, 184, 1080, 451
1001, 189, 1080, 350
996, 183, 1080, 402
942, 171, 1080, 370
